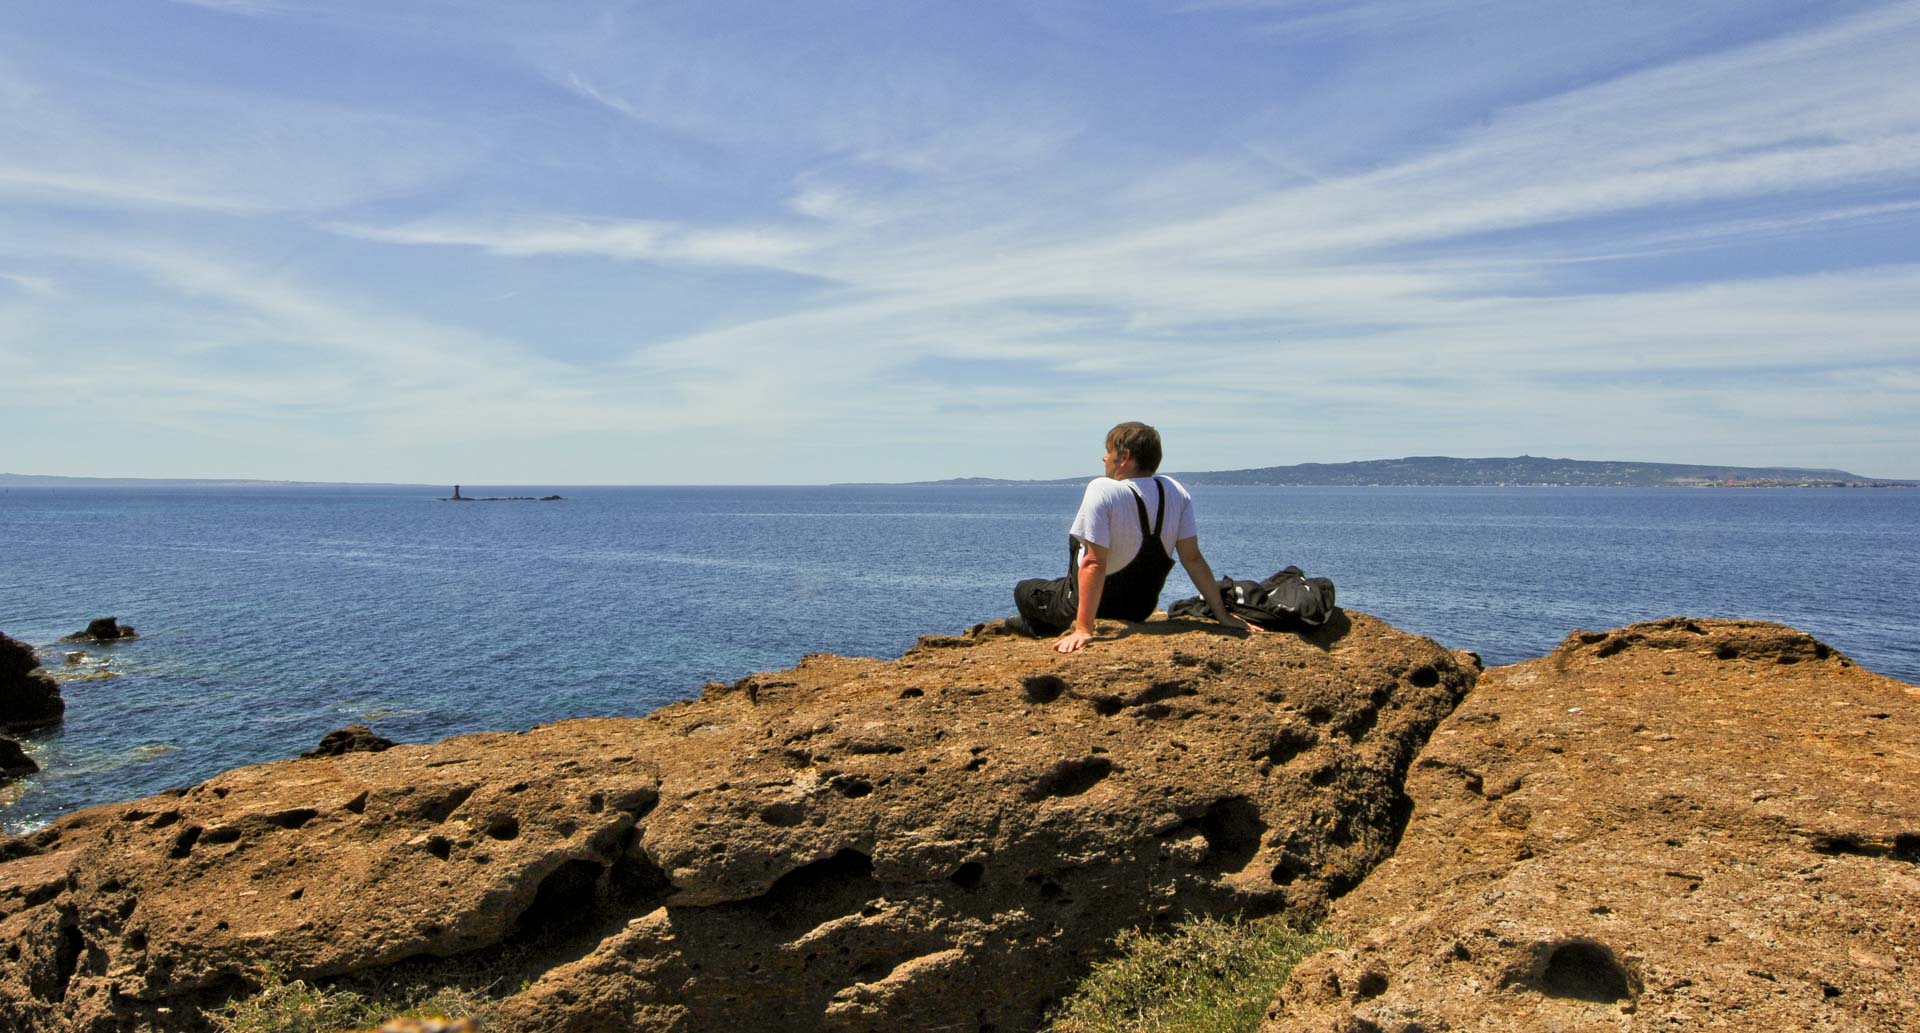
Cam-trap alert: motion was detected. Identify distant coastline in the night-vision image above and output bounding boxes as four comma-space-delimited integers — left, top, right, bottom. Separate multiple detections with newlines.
906, 455, 1918, 489
5, 455, 1914, 490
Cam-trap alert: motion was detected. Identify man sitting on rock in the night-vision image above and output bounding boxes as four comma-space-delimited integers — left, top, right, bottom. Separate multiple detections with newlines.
1015, 421, 1249, 653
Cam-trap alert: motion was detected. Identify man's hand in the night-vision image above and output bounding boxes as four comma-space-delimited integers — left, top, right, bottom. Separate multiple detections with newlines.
1055, 627, 1097, 654
1218, 612, 1263, 635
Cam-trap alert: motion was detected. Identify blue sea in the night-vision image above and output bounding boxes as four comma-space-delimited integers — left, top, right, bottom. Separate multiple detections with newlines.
3, 484, 1917, 833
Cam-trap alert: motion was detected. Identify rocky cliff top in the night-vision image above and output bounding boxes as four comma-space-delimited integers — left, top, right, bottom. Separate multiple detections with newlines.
2, 613, 1912, 1033
1264, 617, 1919, 1032
0, 611, 1476, 1032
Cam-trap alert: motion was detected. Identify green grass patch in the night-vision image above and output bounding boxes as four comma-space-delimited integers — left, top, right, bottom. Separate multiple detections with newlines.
1046, 915, 1333, 1033
209, 968, 499, 1033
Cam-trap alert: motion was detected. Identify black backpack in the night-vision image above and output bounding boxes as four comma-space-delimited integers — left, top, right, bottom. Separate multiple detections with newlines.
1167, 565, 1337, 630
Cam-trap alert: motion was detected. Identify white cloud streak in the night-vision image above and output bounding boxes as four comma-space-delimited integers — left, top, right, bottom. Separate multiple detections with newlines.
329, 216, 821, 270
166, 0, 306, 15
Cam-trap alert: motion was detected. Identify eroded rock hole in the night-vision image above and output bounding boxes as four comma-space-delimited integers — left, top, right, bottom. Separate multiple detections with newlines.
760, 802, 806, 827
1025, 756, 1114, 800
1714, 645, 1739, 661
169, 826, 202, 859
267, 808, 318, 830
1023, 674, 1068, 704
484, 815, 520, 840
511, 859, 606, 941
1407, 665, 1439, 688
52, 922, 83, 1001
949, 861, 985, 889
611, 788, 659, 820
1263, 727, 1316, 766
610, 849, 672, 902
343, 792, 369, 815
834, 778, 873, 799
1026, 875, 1064, 900
200, 826, 241, 846
1090, 696, 1123, 717
1340, 704, 1380, 742
417, 785, 476, 823
1197, 797, 1265, 870
1594, 638, 1629, 658
1541, 940, 1631, 1002
754, 849, 876, 922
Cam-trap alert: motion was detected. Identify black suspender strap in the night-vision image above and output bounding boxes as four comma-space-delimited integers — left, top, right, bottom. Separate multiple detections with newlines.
1126, 477, 1166, 538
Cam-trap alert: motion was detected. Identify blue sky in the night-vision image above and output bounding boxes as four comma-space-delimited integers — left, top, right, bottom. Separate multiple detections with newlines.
3, 0, 1917, 483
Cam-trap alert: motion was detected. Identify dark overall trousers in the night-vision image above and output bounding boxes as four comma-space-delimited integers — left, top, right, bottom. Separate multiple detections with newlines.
1014, 477, 1177, 634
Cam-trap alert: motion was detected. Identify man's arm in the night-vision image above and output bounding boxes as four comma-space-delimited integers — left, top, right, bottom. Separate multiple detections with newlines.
1054, 540, 1108, 654
1176, 536, 1252, 632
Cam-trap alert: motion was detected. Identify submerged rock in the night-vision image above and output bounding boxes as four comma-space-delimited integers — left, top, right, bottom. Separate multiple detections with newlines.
0, 610, 1475, 1032
0, 632, 63, 733
60, 618, 138, 643
1262, 618, 1920, 1033
302, 724, 398, 758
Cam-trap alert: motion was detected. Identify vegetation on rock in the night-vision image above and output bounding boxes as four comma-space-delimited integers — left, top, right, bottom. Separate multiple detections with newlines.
1048, 916, 1331, 1033
211, 968, 496, 1033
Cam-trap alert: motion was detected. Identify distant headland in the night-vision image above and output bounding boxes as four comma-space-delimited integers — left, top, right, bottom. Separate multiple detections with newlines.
912, 455, 1917, 488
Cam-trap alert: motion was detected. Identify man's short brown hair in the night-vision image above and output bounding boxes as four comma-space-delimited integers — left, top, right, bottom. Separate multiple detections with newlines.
1106, 421, 1162, 474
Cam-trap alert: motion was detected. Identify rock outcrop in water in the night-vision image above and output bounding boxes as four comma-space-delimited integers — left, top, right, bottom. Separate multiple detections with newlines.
60, 618, 138, 644
0, 611, 1476, 1032
0, 632, 64, 733
1261, 618, 1920, 1032
0, 739, 35, 785
300, 724, 397, 758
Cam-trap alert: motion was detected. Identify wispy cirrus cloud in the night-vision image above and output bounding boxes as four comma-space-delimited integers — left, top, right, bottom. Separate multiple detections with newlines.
1171, 0, 1507, 38
165, 0, 306, 15
328, 216, 822, 270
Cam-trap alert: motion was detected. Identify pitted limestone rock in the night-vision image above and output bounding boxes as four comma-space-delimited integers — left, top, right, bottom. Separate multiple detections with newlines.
1262, 618, 1920, 1033
0, 611, 1473, 1032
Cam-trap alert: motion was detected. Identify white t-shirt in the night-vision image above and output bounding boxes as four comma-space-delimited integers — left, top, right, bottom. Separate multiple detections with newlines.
1068, 475, 1198, 573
